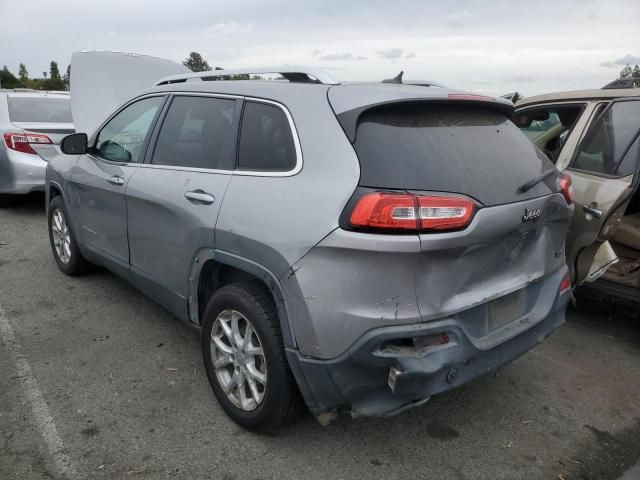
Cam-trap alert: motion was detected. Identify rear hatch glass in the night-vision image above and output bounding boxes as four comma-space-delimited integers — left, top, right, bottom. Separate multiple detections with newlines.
7, 96, 72, 123
353, 103, 557, 206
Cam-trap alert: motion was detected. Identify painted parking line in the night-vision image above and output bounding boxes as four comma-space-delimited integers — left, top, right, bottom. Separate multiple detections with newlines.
0, 304, 77, 480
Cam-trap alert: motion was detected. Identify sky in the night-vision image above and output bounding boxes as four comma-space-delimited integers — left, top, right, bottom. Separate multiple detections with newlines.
2, 0, 640, 96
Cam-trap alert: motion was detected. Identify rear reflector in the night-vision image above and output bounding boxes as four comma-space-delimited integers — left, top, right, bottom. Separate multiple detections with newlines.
350, 191, 476, 232
3, 132, 52, 155
559, 273, 571, 294
557, 174, 575, 205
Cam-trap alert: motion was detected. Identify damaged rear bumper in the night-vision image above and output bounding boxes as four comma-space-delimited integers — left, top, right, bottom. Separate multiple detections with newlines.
286, 273, 570, 420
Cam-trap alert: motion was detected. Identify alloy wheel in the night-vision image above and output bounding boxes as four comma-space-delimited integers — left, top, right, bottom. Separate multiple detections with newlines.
210, 309, 267, 411
51, 209, 71, 264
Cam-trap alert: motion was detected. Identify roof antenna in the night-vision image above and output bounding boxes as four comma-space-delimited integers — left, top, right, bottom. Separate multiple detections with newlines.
382, 71, 404, 84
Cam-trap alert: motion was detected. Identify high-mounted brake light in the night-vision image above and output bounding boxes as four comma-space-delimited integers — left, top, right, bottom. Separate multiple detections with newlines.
447, 93, 494, 102
3, 132, 52, 155
350, 192, 476, 232
557, 174, 575, 205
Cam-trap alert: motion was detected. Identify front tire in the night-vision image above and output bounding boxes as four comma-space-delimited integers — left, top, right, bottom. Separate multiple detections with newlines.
48, 196, 90, 275
201, 283, 304, 433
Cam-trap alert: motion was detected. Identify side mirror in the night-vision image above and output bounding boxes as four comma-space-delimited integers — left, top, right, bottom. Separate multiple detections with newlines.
60, 133, 88, 155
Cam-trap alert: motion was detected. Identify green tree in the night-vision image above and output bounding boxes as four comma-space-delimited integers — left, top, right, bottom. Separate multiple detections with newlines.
18, 63, 29, 82
40, 61, 66, 90
633, 64, 640, 78
1, 66, 21, 88
620, 64, 633, 78
183, 52, 211, 72
63, 65, 71, 90
49, 61, 61, 81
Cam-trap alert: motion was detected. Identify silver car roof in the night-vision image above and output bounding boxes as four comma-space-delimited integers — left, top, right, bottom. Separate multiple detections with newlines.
517, 88, 640, 107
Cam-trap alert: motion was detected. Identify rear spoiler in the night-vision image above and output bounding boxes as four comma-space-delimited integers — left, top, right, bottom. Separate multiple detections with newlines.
336, 94, 515, 143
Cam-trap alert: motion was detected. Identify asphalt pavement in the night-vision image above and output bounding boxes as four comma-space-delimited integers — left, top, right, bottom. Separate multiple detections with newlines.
1, 193, 640, 480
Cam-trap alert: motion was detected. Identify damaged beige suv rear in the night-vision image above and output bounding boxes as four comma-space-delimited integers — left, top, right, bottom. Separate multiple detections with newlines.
514, 79, 640, 300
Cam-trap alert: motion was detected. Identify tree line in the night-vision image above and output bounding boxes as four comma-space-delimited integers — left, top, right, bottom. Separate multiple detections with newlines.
619, 63, 640, 87
0, 61, 69, 90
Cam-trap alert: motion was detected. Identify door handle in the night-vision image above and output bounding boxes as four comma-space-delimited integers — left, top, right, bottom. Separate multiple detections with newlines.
583, 204, 603, 219
108, 176, 125, 186
184, 190, 215, 205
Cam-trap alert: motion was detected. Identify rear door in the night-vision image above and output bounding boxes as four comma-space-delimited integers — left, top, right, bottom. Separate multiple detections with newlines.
68, 95, 166, 276
562, 98, 640, 284
125, 94, 240, 320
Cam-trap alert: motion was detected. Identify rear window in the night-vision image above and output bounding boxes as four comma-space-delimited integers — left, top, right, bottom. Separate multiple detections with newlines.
353, 104, 556, 206
7, 96, 72, 123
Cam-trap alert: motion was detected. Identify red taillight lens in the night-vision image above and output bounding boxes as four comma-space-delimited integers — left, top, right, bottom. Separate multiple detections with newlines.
350, 192, 419, 230
3, 132, 52, 155
557, 174, 574, 205
350, 192, 476, 232
559, 273, 571, 294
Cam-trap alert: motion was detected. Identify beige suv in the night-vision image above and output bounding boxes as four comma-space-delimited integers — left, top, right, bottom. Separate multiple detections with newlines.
514, 80, 640, 301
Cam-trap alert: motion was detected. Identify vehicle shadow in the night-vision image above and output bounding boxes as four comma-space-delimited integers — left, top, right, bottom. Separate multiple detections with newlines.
0, 192, 46, 216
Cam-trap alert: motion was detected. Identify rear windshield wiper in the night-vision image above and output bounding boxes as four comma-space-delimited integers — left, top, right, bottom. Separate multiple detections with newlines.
517, 169, 557, 194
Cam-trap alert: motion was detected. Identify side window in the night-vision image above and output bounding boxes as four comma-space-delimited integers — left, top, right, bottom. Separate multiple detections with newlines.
95, 96, 164, 163
571, 101, 640, 176
151, 96, 236, 170
513, 104, 583, 164
237, 101, 297, 172
514, 109, 561, 141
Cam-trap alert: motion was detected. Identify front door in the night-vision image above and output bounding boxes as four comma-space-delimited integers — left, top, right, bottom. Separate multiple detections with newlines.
69, 96, 166, 275
562, 98, 640, 284
125, 94, 240, 320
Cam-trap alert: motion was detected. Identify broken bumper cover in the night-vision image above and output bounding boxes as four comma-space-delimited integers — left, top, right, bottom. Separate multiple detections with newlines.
287, 285, 569, 419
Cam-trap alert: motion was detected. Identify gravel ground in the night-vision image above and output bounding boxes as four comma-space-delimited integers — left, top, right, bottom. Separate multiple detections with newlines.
1, 194, 640, 480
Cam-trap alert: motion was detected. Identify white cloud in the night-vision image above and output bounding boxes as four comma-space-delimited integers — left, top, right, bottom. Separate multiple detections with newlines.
377, 48, 404, 59
445, 11, 471, 28
505, 74, 535, 83
318, 52, 353, 61
404, 52, 416, 58
614, 54, 640, 65
206, 22, 254, 36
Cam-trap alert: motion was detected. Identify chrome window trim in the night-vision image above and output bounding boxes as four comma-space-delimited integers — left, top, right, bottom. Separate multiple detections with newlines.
88, 91, 303, 177
234, 96, 303, 177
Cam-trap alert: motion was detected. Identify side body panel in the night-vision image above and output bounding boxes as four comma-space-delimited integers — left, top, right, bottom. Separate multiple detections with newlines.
67, 154, 137, 276
126, 166, 232, 320
215, 90, 361, 289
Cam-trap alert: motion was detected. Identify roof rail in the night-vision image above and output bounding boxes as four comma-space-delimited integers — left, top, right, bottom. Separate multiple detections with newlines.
154, 66, 340, 86
602, 78, 639, 90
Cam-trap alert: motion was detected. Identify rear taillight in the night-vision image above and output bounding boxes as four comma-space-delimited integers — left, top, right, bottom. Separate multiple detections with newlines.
559, 273, 571, 294
349, 192, 476, 232
557, 174, 574, 205
3, 132, 52, 155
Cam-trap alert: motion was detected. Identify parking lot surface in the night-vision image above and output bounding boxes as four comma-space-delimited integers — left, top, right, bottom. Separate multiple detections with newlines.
1, 194, 640, 480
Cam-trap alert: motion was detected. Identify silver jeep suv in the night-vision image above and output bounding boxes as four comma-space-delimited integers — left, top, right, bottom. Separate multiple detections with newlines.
46, 59, 573, 432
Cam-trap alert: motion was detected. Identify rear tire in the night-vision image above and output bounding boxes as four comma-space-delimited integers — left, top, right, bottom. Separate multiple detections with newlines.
48, 196, 91, 275
201, 282, 304, 433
